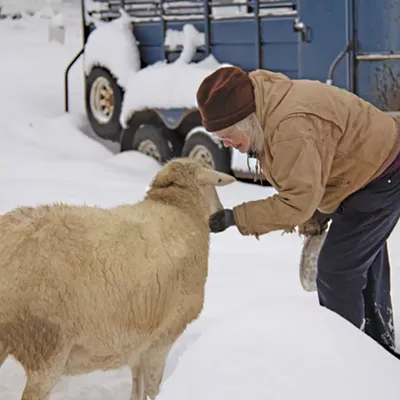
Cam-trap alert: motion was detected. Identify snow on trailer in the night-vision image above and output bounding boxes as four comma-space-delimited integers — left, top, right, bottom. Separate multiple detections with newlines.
65, 0, 400, 180
64, 0, 298, 180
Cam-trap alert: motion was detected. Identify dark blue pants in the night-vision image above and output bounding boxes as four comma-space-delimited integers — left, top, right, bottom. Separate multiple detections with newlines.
317, 166, 400, 352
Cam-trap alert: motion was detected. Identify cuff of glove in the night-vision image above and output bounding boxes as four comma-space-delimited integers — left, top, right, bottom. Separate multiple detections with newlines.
224, 209, 236, 228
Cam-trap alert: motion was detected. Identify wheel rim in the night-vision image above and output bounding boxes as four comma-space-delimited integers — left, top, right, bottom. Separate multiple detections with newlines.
137, 140, 162, 162
89, 76, 115, 124
188, 145, 216, 169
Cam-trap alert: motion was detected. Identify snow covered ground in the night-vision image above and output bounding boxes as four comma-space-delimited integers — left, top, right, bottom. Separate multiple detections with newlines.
0, 2, 400, 399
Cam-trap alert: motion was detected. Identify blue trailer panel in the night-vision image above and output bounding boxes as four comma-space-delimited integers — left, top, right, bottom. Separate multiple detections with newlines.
355, 0, 400, 110
65, 0, 400, 178
260, 18, 298, 77
296, 0, 353, 91
75, 0, 400, 114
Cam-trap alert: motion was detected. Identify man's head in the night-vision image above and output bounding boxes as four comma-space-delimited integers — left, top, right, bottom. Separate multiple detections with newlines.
196, 66, 264, 153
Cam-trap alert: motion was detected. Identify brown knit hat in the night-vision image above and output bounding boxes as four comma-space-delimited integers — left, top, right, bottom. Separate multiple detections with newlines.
196, 66, 256, 132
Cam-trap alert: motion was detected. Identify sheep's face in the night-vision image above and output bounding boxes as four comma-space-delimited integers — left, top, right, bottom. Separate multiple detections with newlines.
147, 158, 237, 217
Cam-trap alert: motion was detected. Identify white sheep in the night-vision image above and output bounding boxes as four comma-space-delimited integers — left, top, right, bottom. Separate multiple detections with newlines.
0, 157, 236, 400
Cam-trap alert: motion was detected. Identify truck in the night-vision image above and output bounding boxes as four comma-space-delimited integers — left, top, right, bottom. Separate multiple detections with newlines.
65, 0, 400, 180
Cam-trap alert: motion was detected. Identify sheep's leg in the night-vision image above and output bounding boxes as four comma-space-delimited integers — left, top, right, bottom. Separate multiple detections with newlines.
21, 348, 71, 400
130, 362, 146, 400
22, 369, 61, 400
22, 363, 66, 400
142, 344, 172, 400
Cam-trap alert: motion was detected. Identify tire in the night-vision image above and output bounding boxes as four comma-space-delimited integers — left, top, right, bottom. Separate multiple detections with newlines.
181, 131, 231, 173
85, 67, 123, 140
132, 124, 180, 163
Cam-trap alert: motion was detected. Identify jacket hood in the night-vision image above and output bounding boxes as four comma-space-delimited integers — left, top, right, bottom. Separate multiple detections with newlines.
248, 69, 294, 134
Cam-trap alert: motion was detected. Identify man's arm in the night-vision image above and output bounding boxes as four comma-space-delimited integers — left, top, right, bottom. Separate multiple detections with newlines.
230, 117, 335, 237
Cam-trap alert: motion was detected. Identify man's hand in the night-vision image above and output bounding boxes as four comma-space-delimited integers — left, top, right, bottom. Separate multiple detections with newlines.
298, 210, 330, 236
209, 209, 236, 233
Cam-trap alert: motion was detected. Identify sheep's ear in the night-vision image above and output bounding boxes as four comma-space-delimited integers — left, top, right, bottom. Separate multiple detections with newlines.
197, 167, 236, 186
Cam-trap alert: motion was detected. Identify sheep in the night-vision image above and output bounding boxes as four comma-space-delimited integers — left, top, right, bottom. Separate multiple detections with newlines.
0, 157, 236, 400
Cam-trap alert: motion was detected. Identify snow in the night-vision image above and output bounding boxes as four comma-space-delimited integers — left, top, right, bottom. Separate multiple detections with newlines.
83, 9, 141, 89
165, 24, 204, 50
81, 0, 297, 25
0, 4, 84, 121
0, 0, 66, 16
120, 54, 228, 128
211, 0, 248, 18
159, 300, 400, 400
82, 6, 294, 130
0, 0, 48, 15
119, 21, 227, 128
165, 24, 205, 64
231, 149, 262, 174
51, 11, 64, 27
1, 2, 400, 399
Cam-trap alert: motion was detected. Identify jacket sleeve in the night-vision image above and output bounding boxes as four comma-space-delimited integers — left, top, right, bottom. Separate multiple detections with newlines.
232, 119, 330, 237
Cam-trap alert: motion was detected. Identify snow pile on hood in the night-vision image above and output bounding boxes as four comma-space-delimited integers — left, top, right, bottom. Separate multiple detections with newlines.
83, 14, 232, 128
119, 54, 227, 128
83, 9, 141, 89
165, 24, 205, 64
119, 22, 232, 127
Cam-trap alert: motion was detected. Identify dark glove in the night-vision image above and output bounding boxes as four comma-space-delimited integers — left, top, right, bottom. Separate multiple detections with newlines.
298, 210, 330, 236
209, 209, 236, 233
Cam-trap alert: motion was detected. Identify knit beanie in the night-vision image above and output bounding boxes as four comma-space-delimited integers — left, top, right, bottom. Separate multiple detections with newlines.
196, 66, 256, 132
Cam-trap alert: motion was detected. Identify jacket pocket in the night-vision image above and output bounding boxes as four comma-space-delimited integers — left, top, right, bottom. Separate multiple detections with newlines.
320, 177, 351, 213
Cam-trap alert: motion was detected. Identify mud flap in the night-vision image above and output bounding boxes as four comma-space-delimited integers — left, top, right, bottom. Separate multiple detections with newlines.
299, 231, 327, 292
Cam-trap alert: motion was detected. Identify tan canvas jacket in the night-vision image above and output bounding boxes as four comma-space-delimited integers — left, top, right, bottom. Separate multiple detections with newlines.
232, 69, 400, 237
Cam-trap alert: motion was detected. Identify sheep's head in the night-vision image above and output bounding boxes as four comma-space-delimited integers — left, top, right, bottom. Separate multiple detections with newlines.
147, 157, 236, 217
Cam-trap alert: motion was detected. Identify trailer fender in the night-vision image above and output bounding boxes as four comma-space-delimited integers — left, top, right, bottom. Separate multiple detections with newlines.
120, 110, 157, 152
181, 126, 232, 173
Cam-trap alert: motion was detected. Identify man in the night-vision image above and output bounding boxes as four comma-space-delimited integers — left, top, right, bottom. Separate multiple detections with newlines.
196, 66, 400, 357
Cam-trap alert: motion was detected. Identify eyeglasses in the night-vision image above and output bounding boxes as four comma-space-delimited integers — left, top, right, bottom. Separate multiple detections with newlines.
211, 132, 234, 144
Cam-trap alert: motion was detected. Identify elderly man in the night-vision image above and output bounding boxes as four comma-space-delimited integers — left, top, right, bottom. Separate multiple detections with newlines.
196, 66, 400, 357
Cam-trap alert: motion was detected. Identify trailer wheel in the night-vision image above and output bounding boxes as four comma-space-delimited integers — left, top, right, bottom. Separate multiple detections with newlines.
181, 131, 231, 173
86, 67, 123, 140
133, 125, 179, 163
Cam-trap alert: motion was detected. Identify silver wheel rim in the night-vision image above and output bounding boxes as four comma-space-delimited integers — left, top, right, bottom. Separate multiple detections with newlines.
137, 140, 162, 162
89, 76, 115, 124
188, 145, 216, 169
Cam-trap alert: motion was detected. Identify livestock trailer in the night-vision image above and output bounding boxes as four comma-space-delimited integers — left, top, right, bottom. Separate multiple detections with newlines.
65, 0, 400, 179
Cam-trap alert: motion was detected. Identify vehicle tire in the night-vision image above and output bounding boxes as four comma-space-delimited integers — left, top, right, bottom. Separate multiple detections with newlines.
181, 131, 231, 173
86, 67, 123, 140
132, 124, 179, 163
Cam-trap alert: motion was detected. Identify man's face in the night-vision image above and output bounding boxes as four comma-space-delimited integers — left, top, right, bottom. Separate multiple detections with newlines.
213, 126, 251, 153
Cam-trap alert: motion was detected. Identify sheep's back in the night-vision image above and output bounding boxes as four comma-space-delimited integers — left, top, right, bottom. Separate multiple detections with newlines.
0, 204, 108, 320
0, 200, 210, 337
